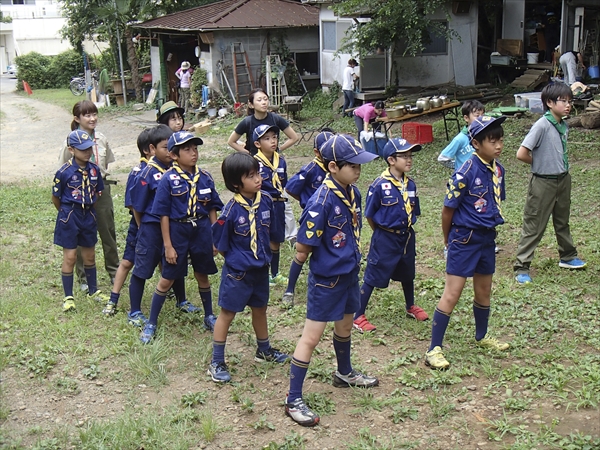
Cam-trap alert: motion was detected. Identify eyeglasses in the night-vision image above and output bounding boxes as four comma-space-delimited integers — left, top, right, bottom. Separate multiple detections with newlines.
82, 113, 98, 119
394, 153, 413, 160
556, 99, 573, 106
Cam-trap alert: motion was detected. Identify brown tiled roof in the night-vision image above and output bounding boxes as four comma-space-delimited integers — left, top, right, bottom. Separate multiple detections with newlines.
138, 0, 319, 31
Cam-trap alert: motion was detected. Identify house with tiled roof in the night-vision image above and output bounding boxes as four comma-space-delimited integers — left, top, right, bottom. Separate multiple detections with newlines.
136, 0, 319, 105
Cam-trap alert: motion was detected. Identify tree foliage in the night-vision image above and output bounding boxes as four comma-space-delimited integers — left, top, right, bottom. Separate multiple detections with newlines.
331, 0, 455, 57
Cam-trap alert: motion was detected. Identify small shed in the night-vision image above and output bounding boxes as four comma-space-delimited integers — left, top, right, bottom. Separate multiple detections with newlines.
136, 0, 320, 104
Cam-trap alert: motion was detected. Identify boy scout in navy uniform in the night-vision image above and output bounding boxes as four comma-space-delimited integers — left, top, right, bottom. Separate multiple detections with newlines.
425, 116, 510, 370
139, 131, 223, 344
354, 138, 428, 333
208, 153, 289, 383
282, 130, 333, 306
52, 130, 105, 312
253, 124, 289, 285
285, 134, 379, 427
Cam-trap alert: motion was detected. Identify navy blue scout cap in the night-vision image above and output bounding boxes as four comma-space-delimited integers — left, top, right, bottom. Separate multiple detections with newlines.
320, 134, 378, 164
468, 116, 506, 142
313, 130, 335, 151
67, 130, 95, 150
167, 131, 203, 152
253, 124, 280, 142
381, 138, 421, 160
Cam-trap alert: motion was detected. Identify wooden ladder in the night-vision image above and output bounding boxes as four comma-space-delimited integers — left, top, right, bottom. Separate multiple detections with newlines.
231, 42, 254, 103
265, 54, 289, 107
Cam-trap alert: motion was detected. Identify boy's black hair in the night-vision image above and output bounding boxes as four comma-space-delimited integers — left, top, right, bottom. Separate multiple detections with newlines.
136, 128, 151, 158
472, 124, 504, 146
322, 159, 350, 173
541, 83, 572, 112
320, 127, 335, 133
157, 109, 185, 128
461, 100, 485, 117
222, 152, 260, 193
148, 124, 173, 148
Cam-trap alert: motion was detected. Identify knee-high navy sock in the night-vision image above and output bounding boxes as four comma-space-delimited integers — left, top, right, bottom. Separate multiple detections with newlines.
473, 300, 490, 341
148, 288, 168, 326
199, 286, 213, 316
271, 248, 280, 278
402, 280, 415, 309
354, 283, 374, 319
129, 274, 145, 313
429, 307, 451, 351
61, 271, 74, 297
333, 333, 352, 375
256, 337, 271, 353
109, 292, 120, 305
285, 257, 304, 293
212, 340, 226, 364
172, 278, 186, 305
288, 357, 310, 403
84, 264, 98, 294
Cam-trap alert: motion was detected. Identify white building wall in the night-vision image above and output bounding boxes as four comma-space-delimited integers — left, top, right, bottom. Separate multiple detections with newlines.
319, 7, 356, 87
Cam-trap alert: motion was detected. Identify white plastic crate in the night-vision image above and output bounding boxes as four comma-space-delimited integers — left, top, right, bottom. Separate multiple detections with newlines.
529, 97, 544, 114
514, 92, 541, 108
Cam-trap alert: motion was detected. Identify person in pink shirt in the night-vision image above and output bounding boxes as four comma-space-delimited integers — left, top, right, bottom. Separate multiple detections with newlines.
353, 101, 386, 139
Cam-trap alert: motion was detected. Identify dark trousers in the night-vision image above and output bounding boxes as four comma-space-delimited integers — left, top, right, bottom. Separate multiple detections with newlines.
342, 90, 355, 116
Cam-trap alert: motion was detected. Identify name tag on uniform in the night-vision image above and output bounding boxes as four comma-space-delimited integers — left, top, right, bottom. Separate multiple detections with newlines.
277, 168, 284, 173
199, 188, 211, 194
262, 211, 270, 219
408, 191, 415, 197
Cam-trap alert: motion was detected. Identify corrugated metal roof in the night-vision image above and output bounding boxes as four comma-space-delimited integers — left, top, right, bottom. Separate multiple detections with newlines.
138, 0, 319, 31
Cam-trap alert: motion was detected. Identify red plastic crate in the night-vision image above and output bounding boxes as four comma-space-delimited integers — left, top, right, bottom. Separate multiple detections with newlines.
401, 122, 433, 144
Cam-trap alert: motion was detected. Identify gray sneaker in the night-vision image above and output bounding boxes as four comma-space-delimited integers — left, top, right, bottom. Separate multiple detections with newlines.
282, 292, 294, 307
285, 396, 319, 427
332, 369, 379, 388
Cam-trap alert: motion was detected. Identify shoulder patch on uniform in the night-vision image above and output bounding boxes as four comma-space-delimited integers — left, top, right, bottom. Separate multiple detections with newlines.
316, 230, 323, 237
381, 182, 392, 190
305, 230, 314, 238
169, 173, 179, 180
308, 211, 319, 218
299, 174, 305, 180
455, 174, 464, 180
153, 173, 162, 181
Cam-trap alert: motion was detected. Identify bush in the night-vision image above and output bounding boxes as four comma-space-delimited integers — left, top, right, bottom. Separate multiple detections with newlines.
190, 67, 208, 108
14, 52, 52, 90
49, 50, 84, 88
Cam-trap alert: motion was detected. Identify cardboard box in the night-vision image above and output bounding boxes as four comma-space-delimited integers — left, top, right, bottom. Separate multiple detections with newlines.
496, 39, 523, 57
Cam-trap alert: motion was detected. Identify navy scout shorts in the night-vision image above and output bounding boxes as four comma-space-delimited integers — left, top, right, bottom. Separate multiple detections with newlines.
122, 218, 138, 263
446, 227, 496, 278
132, 222, 163, 280
218, 264, 269, 312
306, 268, 360, 322
54, 205, 98, 249
363, 227, 416, 288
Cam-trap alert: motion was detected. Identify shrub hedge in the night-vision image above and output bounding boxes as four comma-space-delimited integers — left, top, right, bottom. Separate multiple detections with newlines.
15, 50, 84, 90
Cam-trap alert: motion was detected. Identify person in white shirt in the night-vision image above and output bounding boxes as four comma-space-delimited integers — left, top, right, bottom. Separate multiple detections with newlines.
342, 59, 358, 117
175, 61, 193, 116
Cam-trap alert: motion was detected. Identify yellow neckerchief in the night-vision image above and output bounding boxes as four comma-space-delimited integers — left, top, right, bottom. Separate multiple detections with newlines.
140, 157, 148, 164
233, 191, 262, 259
381, 168, 412, 226
255, 150, 283, 196
147, 156, 168, 174
314, 157, 326, 173
475, 154, 502, 219
322, 174, 360, 243
172, 162, 200, 217
70, 158, 90, 207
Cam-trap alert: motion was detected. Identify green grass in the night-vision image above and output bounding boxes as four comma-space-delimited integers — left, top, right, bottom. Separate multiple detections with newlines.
0, 101, 599, 449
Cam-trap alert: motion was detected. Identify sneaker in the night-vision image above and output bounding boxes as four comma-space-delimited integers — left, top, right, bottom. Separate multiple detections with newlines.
255, 347, 290, 363
476, 333, 510, 351
176, 300, 201, 313
353, 314, 376, 333
139, 323, 156, 344
282, 292, 294, 307
425, 346, 450, 370
203, 314, 217, 331
269, 273, 288, 286
102, 301, 117, 316
127, 311, 148, 327
285, 396, 320, 427
332, 369, 379, 388
62, 296, 76, 312
515, 273, 532, 285
406, 305, 429, 321
495, 246, 500, 254
558, 258, 587, 269
87, 290, 109, 303
207, 361, 231, 383
166, 289, 176, 300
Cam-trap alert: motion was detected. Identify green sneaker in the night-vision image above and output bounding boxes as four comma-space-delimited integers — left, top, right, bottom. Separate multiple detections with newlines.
88, 289, 109, 303
102, 301, 117, 316
476, 333, 510, 351
425, 346, 450, 370
269, 273, 288, 286
63, 296, 76, 312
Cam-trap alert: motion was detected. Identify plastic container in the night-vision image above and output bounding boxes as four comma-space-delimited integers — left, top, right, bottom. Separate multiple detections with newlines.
527, 52, 539, 64
360, 134, 388, 157
529, 98, 544, 114
514, 92, 541, 108
402, 123, 433, 144
589, 66, 600, 79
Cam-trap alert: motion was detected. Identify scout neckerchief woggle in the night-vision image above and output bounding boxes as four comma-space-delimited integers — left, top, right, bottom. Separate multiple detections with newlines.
80, 165, 90, 208
234, 192, 262, 259
322, 174, 360, 243
476, 154, 503, 219
381, 167, 412, 226
172, 162, 200, 217
544, 110, 569, 171
255, 150, 284, 196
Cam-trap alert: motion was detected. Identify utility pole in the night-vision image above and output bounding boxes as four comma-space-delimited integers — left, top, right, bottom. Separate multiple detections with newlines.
114, 0, 127, 105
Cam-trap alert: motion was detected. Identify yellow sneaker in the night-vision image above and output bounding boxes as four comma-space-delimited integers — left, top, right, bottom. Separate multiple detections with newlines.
87, 289, 109, 303
425, 346, 450, 370
63, 296, 76, 312
476, 333, 510, 351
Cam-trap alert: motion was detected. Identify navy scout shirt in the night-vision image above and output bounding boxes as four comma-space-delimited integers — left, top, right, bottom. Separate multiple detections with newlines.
129, 157, 171, 224
53, 158, 104, 207
444, 154, 505, 229
298, 179, 362, 276
365, 175, 420, 230
255, 154, 287, 198
286, 159, 327, 209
